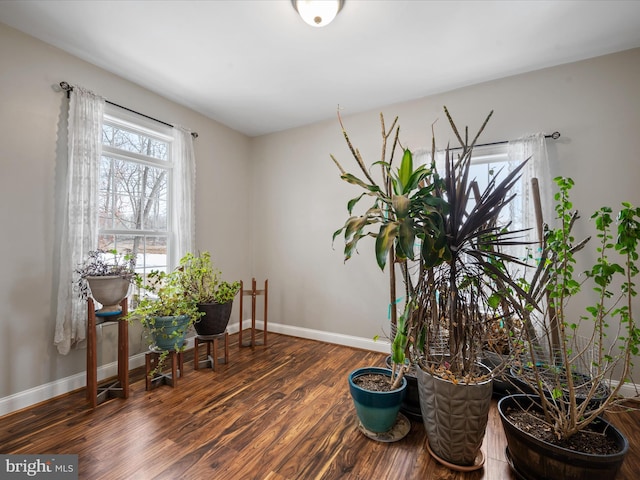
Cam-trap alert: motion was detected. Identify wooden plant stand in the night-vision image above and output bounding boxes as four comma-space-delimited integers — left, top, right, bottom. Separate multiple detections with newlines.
239, 278, 268, 348
86, 297, 129, 408
194, 332, 229, 372
145, 349, 185, 390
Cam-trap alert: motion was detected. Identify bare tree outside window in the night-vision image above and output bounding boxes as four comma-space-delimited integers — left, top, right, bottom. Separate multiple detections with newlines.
98, 121, 172, 277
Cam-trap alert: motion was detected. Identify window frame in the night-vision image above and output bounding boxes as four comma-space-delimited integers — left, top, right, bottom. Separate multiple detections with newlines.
99, 105, 176, 278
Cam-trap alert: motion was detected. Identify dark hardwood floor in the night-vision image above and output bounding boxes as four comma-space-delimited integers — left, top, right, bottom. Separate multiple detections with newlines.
1, 332, 639, 479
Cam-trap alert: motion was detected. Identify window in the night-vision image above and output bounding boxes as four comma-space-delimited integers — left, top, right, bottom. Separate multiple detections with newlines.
415, 142, 531, 266
461, 144, 524, 234
98, 106, 175, 278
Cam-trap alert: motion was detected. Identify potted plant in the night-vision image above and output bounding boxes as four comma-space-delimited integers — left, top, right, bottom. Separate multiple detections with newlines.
331, 110, 442, 439
348, 366, 408, 440
398, 108, 532, 470
75, 249, 136, 318
332, 106, 534, 464
174, 251, 241, 336
127, 268, 203, 376
331, 107, 530, 454
498, 176, 640, 480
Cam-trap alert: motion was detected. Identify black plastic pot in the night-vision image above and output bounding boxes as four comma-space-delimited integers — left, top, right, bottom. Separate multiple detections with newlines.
479, 351, 521, 398
509, 365, 610, 409
384, 355, 421, 420
194, 301, 233, 336
498, 394, 629, 480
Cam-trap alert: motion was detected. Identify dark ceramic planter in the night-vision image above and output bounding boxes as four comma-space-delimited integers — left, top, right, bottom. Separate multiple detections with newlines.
384, 355, 421, 420
498, 394, 629, 480
479, 351, 521, 398
348, 367, 407, 433
195, 301, 233, 336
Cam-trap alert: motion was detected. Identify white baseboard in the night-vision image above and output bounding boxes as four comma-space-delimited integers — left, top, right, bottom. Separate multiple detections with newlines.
0, 351, 141, 417
3, 322, 635, 417
0, 324, 387, 417
609, 379, 640, 399
0, 336, 196, 417
233, 320, 392, 354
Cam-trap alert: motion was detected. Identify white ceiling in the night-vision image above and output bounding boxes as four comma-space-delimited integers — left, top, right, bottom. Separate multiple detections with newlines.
2, 0, 640, 137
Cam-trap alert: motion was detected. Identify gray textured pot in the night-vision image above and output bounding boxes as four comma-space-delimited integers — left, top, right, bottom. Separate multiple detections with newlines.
416, 361, 493, 467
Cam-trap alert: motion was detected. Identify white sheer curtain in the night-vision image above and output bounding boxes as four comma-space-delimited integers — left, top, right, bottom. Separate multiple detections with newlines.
507, 133, 552, 247
171, 126, 196, 266
54, 86, 105, 355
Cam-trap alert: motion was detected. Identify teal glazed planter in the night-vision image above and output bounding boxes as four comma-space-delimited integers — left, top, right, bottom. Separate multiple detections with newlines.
348, 367, 407, 433
151, 315, 191, 351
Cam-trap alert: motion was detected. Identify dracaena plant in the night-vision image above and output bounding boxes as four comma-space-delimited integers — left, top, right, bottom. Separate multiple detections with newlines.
331, 115, 447, 271
397, 107, 532, 383
331, 111, 449, 388
507, 176, 640, 441
331, 106, 531, 386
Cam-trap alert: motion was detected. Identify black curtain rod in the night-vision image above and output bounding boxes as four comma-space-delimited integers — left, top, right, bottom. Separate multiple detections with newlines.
447, 131, 560, 151
59, 81, 198, 139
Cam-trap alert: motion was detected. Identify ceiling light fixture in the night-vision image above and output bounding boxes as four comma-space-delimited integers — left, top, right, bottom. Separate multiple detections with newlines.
292, 0, 344, 28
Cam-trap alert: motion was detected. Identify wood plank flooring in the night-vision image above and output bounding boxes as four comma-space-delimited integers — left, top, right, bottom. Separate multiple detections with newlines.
1, 332, 639, 479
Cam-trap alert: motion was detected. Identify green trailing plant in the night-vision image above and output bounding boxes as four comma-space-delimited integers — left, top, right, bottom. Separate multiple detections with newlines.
127, 268, 203, 376
508, 176, 640, 440
174, 251, 241, 305
74, 249, 136, 300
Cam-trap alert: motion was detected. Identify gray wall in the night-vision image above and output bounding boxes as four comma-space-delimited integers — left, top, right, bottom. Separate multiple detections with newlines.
1, 19, 639, 409
250, 47, 640, 367
0, 23, 252, 403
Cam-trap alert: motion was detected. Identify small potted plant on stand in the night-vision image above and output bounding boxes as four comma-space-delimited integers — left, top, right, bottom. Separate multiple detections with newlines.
174, 251, 241, 336
75, 249, 136, 322
499, 176, 640, 480
127, 268, 203, 378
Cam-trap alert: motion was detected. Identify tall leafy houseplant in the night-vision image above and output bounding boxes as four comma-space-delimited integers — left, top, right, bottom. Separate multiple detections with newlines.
499, 177, 640, 479
403, 109, 529, 380
174, 251, 241, 336
398, 108, 531, 468
331, 111, 448, 388
332, 111, 445, 438
332, 107, 531, 455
